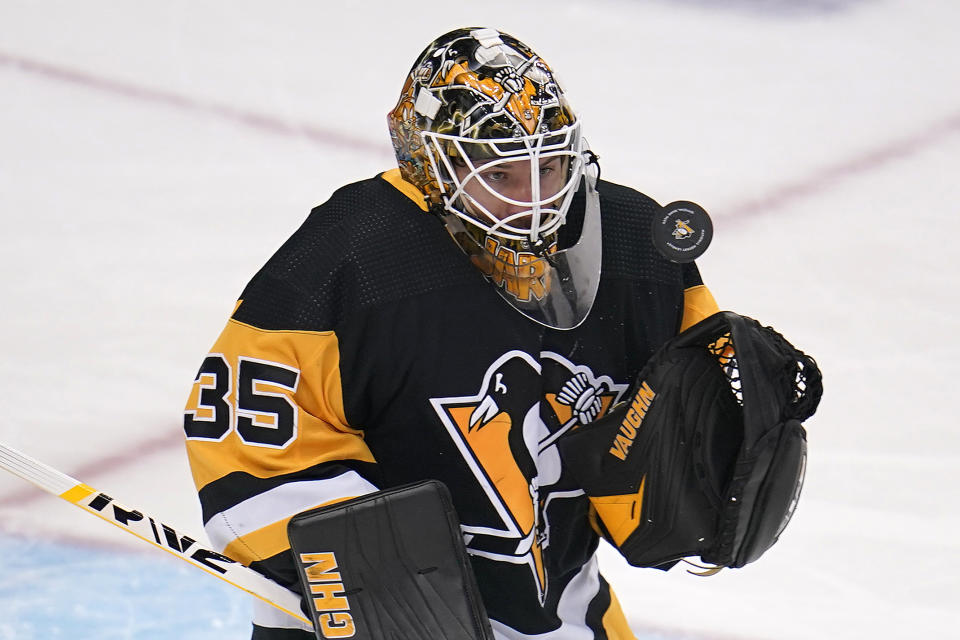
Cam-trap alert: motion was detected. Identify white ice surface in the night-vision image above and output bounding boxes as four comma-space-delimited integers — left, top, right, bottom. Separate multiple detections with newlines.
1, 1, 959, 638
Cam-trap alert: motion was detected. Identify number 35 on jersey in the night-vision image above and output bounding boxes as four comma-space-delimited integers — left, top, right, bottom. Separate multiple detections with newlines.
184, 352, 301, 448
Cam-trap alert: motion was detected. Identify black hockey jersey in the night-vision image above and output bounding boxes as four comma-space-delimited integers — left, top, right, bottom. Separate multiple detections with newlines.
183, 169, 719, 639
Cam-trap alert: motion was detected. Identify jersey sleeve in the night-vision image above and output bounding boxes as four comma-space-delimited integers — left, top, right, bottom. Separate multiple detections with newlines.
183, 298, 381, 597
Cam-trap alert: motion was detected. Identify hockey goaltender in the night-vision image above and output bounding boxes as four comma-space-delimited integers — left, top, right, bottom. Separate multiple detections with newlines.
183, 26, 822, 640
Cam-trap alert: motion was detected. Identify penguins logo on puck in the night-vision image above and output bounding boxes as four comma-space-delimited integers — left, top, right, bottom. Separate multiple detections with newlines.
652, 201, 713, 263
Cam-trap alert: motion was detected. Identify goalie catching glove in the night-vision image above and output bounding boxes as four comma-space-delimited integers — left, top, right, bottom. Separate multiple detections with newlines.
558, 311, 822, 569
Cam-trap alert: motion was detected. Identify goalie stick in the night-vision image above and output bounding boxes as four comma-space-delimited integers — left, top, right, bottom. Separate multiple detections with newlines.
0, 441, 312, 628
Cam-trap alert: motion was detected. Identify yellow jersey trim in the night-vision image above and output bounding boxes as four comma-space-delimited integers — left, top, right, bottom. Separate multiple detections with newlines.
603, 588, 638, 639
589, 476, 645, 547
381, 168, 429, 212
680, 284, 720, 332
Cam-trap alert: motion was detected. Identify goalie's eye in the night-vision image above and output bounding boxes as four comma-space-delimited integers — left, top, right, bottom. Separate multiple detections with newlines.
480, 168, 509, 183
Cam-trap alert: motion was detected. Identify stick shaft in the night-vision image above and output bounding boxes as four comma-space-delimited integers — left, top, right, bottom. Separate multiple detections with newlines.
0, 441, 311, 626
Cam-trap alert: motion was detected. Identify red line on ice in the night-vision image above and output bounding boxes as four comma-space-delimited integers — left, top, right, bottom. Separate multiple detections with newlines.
718, 110, 960, 222
0, 430, 183, 508
3, 49, 957, 220
0, 50, 392, 158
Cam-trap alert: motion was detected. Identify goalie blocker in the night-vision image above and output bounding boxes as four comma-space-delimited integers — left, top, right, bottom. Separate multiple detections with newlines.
559, 311, 823, 570
287, 480, 494, 640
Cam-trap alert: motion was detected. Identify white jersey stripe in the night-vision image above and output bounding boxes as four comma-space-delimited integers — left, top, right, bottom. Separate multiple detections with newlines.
204, 472, 378, 551
252, 596, 315, 631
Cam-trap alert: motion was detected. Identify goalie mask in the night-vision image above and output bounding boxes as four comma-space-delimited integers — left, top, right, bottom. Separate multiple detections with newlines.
387, 27, 601, 330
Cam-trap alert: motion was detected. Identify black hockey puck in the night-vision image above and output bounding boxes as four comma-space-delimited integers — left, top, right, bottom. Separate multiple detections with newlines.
652, 201, 713, 263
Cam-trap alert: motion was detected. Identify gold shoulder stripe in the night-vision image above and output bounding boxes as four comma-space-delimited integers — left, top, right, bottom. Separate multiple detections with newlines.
381, 168, 429, 212
680, 284, 720, 333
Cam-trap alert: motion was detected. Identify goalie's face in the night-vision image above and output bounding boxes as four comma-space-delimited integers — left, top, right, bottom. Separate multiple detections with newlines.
451, 154, 570, 232
424, 124, 585, 245
435, 139, 603, 331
